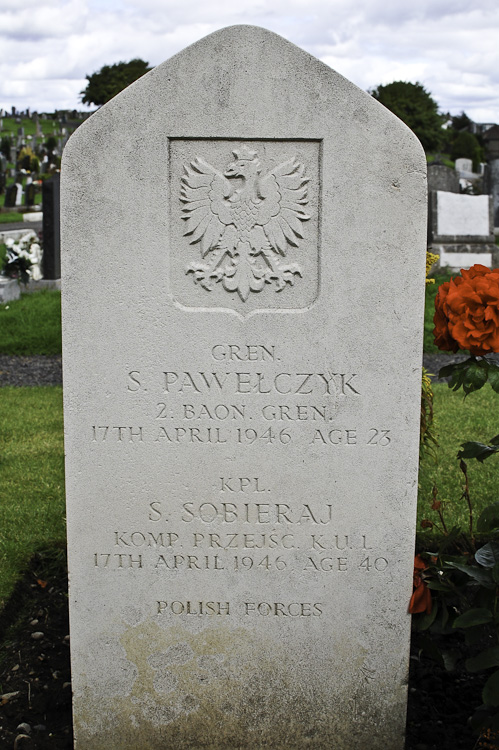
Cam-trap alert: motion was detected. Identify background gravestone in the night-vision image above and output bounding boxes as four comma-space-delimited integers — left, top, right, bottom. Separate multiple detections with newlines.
428, 190, 496, 270
4, 183, 17, 208
41, 173, 61, 280
62, 25, 426, 749
427, 163, 460, 193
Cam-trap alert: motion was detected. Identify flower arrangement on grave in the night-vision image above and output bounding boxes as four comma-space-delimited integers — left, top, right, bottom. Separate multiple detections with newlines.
2, 231, 43, 285
410, 263, 499, 737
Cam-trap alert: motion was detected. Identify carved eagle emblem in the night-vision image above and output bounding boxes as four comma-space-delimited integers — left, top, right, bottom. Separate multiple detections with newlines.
180, 145, 311, 301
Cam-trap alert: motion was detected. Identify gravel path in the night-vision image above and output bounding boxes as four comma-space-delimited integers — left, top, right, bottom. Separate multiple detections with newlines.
0, 355, 62, 386
0, 352, 463, 388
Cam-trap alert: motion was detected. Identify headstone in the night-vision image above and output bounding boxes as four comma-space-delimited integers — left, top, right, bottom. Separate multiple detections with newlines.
4, 183, 17, 208
488, 158, 499, 230
14, 182, 23, 205
455, 157, 473, 174
427, 164, 460, 193
61, 25, 426, 749
25, 182, 36, 206
428, 190, 496, 269
42, 173, 61, 279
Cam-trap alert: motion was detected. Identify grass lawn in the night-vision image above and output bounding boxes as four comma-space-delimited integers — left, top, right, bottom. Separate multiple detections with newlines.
1, 116, 60, 137
0, 212, 25, 224
0, 290, 61, 355
0, 387, 65, 606
418, 383, 499, 534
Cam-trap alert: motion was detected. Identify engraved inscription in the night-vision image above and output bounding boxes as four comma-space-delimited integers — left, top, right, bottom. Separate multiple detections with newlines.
181, 145, 310, 301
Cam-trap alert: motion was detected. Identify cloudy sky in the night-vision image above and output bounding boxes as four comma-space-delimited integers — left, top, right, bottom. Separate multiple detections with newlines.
0, 0, 498, 123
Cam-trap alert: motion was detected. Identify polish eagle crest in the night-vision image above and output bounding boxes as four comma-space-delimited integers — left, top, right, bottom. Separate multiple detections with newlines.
180, 145, 311, 302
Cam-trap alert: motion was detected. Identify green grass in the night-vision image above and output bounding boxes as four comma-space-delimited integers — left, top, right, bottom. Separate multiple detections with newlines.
0, 291, 61, 355
427, 153, 455, 169
1, 116, 62, 137
0, 212, 24, 224
418, 382, 499, 534
0, 270, 455, 358
0, 387, 65, 606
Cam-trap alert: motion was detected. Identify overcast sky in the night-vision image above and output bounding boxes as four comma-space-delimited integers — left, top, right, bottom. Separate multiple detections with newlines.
1, 0, 498, 123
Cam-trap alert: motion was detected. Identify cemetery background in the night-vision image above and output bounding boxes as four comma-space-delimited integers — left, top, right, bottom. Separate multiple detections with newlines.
1, 45, 499, 750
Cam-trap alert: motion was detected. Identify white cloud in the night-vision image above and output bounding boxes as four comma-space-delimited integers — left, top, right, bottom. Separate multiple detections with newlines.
0, 0, 497, 123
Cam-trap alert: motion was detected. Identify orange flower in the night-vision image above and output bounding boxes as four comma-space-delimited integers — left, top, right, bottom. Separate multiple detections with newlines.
433, 265, 499, 356
409, 554, 432, 614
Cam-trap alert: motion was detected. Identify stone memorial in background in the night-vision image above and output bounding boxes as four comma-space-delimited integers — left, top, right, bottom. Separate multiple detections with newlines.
428, 191, 497, 270
24, 182, 36, 206
427, 163, 460, 194
61, 25, 426, 749
42, 173, 61, 280
4, 183, 16, 208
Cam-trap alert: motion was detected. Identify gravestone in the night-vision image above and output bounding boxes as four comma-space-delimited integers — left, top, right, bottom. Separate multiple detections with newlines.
455, 157, 473, 175
487, 158, 499, 230
61, 25, 426, 749
4, 183, 16, 207
428, 190, 496, 269
24, 182, 36, 206
42, 173, 61, 279
427, 164, 460, 193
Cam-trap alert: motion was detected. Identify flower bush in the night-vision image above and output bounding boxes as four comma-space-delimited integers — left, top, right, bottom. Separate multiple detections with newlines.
434, 265, 499, 356
2, 232, 43, 285
411, 262, 499, 736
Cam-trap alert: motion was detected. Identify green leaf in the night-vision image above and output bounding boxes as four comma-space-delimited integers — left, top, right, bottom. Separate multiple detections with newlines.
442, 650, 458, 671
477, 502, 499, 533
488, 369, 499, 393
458, 440, 499, 462
439, 362, 463, 379
445, 561, 496, 588
463, 361, 488, 394
414, 601, 438, 631
458, 441, 499, 462
453, 608, 493, 628
483, 669, 499, 707
466, 646, 499, 672
476, 542, 499, 568
426, 580, 453, 592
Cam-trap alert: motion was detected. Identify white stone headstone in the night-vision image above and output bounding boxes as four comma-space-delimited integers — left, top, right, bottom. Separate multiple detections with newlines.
436, 192, 491, 236
62, 25, 426, 749
455, 157, 473, 174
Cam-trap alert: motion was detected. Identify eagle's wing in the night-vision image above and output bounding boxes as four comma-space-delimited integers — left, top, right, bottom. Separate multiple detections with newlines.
180, 158, 233, 256
257, 158, 310, 256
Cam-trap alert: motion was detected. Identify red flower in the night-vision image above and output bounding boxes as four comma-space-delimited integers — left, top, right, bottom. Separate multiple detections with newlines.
433, 265, 499, 356
409, 554, 432, 614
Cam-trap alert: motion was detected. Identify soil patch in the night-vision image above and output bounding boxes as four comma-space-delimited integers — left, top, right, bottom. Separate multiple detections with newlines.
0, 356, 62, 387
0, 548, 495, 749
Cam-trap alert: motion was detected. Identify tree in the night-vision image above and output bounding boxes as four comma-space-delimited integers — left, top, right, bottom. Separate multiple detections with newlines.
450, 131, 483, 171
451, 111, 473, 133
370, 81, 445, 153
80, 59, 151, 106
